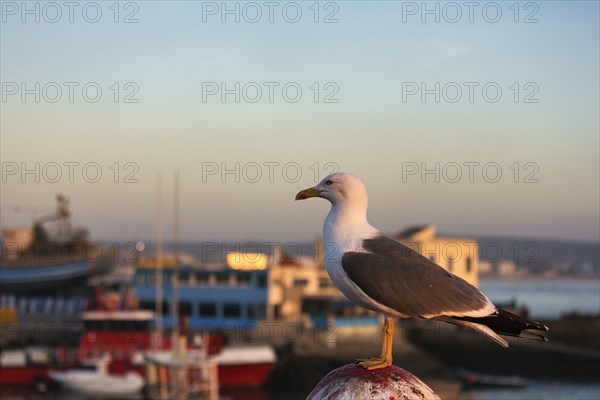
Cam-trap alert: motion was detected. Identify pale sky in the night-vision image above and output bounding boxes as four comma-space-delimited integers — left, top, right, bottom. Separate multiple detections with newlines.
1, 1, 599, 243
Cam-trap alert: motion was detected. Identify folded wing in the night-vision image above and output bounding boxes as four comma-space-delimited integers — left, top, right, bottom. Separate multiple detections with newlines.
341, 235, 493, 318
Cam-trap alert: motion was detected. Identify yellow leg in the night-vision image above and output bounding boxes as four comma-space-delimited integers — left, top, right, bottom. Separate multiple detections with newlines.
355, 315, 394, 370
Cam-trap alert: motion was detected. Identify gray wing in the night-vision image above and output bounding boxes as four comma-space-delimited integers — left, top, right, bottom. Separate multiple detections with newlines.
341, 235, 492, 317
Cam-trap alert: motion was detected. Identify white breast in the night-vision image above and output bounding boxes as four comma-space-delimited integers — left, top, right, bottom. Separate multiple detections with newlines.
322, 209, 405, 316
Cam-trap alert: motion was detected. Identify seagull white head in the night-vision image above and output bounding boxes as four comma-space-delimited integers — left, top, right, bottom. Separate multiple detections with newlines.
295, 172, 369, 210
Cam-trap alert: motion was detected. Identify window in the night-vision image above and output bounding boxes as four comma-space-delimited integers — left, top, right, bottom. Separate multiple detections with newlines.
140, 301, 169, 315
199, 303, 217, 317
179, 271, 190, 283
256, 274, 267, 288
179, 302, 192, 316
223, 304, 241, 318
319, 278, 332, 289
217, 271, 229, 285
237, 272, 251, 285
139, 301, 154, 312
294, 278, 309, 287
255, 302, 267, 319
196, 272, 209, 285
246, 304, 255, 319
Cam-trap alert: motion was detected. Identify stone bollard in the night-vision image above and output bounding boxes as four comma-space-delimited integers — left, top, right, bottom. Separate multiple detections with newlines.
306, 364, 441, 400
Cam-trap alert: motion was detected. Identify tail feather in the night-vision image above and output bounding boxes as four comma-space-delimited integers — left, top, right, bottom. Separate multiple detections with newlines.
438, 308, 549, 347
437, 316, 509, 347
513, 329, 549, 342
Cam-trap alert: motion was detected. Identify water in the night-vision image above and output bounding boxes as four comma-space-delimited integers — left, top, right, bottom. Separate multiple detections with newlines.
480, 279, 600, 318
469, 380, 600, 400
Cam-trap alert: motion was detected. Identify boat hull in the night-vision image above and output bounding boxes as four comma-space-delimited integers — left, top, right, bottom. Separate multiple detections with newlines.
0, 366, 49, 385
218, 362, 274, 388
49, 370, 145, 396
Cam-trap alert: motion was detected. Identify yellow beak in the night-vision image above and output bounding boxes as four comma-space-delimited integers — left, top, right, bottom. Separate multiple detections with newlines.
295, 187, 322, 201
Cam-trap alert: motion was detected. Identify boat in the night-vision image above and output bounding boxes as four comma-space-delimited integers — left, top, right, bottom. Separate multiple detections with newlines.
211, 345, 277, 388
0, 347, 56, 392
76, 301, 275, 391
49, 355, 145, 396
0, 261, 92, 293
143, 344, 219, 400
1, 194, 277, 391
134, 253, 277, 388
144, 344, 277, 389
0, 195, 113, 348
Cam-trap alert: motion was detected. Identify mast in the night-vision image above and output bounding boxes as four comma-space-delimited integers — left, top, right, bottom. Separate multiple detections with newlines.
172, 170, 180, 353
171, 170, 185, 398
155, 173, 164, 350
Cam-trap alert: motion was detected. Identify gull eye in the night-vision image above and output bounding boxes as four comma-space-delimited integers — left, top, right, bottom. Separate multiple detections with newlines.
325, 180, 333, 186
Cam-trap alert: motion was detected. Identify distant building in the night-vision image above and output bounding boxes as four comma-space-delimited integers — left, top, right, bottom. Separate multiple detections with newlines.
135, 252, 269, 330
393, 225, 480, 287
497, 260, 517, 277
267, 250, 342, 320
479, 260, 494, 275
133, 225, 481, 330
1, 227, 34, 260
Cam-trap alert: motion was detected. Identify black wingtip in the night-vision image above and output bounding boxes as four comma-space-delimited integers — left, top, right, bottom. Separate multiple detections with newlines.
522, 329, 549, 342
454, 308, 550, 342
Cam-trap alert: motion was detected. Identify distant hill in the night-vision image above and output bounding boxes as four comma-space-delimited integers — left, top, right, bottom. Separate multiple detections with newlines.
469, 236, 599, 271
115, 236, 599, 272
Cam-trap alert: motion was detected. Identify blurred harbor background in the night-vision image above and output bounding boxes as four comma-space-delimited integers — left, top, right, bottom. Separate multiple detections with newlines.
1, 196, 598, 399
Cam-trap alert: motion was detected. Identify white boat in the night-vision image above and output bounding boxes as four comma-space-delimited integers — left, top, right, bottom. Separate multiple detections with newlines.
144, 344, 276, 389
49, 355, 145, 396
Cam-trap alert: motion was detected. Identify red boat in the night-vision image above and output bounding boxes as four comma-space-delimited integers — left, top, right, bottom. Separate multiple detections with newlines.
0, 347, 56, 391
213, 346, 277, 388
1, 296, 276, 391
78, 309, 277, 388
